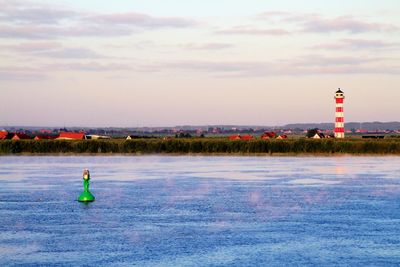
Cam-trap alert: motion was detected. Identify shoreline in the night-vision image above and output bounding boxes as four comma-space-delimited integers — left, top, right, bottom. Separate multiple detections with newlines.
1, 139, 400, 155
1, 152, 400, 157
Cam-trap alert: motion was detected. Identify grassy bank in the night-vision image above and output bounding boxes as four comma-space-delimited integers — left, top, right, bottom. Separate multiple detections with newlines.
1, 138, 400, 155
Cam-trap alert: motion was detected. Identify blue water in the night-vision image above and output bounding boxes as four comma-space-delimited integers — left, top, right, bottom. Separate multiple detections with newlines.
0, 156, 400, 266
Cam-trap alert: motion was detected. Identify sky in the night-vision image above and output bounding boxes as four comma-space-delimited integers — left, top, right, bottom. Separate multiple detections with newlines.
1, 0, 399, 127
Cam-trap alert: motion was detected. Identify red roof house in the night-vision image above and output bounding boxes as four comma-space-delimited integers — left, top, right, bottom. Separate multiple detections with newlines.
229, 134, 253, 140
276, 135, 288, 140
229, 134, 241, 140
34, 135, 56, 140
0, 131, 8, 140
11, 133, 31, 140
56, 132, 86, 140
261, 132, 277, 139
240, 135, 254, 140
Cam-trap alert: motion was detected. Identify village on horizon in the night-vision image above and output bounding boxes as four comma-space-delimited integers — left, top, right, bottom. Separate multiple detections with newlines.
1, 89, 400, 141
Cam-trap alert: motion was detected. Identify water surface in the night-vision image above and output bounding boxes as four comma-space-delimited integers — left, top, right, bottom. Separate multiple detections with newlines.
0, 156, 400, 266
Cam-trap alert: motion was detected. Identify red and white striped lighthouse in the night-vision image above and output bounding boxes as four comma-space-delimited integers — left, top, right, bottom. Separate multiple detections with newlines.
334, 88, 345, 138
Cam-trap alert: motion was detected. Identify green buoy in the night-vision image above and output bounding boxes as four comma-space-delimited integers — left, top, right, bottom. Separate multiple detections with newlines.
78, 169, 95, 202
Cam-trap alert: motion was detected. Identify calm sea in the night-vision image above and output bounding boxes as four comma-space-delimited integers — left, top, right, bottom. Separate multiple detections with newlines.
0, 156, 400, 266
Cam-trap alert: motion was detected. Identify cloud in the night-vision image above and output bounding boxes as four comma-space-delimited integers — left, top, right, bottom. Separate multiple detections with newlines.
183, 43, 233, 50
0, 67, 46, 81
0, 25, 61, 39
257, 12, 399, 34
215, 12, 397, 36
0, 0, 79, 24
0, 24, 136, 39
1, 42, 103, 59
88, 12, 196, 28
2, 54, 397, 82
37, 48, 102, 59
300, 15, 399, 33
215, 26, 290, 35
149, 55, 396, 77
311, 38, 400, 50
105, 41, 233, 53
0, 61, 149, 81
162, 61, 264, 73
3, 41, 63, 52
44, 62, 132, 72
289, 54, 382, 67
0, 1, 196, 40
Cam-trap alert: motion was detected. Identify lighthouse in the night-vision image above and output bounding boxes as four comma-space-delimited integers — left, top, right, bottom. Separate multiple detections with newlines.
334, 88, 345, 138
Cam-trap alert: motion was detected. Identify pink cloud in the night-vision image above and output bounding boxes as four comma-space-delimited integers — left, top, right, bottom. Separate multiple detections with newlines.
0, 67, 46, 81
148, 55, 397, 77
0, 25, 61, 39
0, 1, 197, 40
257, 11, 399, 34
183, 43, 233, 50
0, 24, 134, 39
311, 39, 400, 50
3, 41, 63, 52
88, 12, 196, 28
38, 48, 102, 59
289, 55, 382, 67
0, 0, 79, 24
44, 62, 132, 72
1, 42, 106, 59
2, 54, 398, 82
301, 15, 399, 33
216, 26, 290, 35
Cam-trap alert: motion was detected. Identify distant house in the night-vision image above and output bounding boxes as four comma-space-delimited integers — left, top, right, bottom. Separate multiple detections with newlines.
34, 135, 56, 140
240, 135, 254, 140
229, 134, 253, 140
312, 133, 325, 139
0, 131, 8, 140
261, 132, 277, 139
229, 134, 241, 140
276, 135, 288, 140
11, 133, 31, 140
56, 132, 86, 140
0, 131, 15, 140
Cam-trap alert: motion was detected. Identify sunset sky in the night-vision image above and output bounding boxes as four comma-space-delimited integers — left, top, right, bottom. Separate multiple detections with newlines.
1, 0, 399, 127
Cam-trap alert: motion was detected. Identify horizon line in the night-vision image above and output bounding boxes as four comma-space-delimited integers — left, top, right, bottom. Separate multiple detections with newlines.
1, 121, 399, 129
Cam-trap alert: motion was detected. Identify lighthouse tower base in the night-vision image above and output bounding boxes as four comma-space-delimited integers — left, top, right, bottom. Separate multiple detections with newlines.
335, 132, 345, 139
